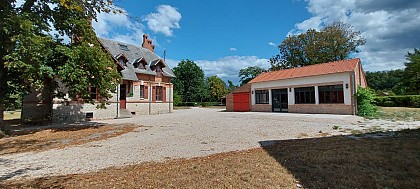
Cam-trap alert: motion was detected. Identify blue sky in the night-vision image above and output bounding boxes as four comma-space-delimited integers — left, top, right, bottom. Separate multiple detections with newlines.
91, 0, 420, 85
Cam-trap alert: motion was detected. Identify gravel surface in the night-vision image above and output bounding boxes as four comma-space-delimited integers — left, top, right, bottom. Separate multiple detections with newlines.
1, 108, 419, 181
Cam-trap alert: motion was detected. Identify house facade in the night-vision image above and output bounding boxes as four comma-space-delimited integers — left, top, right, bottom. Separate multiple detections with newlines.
226, 58, 367, 115
22, 34, 175, 123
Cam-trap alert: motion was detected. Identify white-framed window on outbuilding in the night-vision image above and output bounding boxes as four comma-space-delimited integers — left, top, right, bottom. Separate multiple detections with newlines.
255, 90, 269, 104
319, 85, 344, 103
295, 87, 315, 104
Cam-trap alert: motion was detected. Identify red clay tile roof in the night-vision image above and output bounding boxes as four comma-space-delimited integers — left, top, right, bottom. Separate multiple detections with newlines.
249, 58, 360, 83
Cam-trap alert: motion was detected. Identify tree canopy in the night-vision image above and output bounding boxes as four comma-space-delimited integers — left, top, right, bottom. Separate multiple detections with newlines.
365, 48, 420, 95
238, 66, 266, 85
207, 76, 228, 101
269, 22, 366, 70
404, 48, 420, 94
1, 0, 122, 125
172, 60, 207, 102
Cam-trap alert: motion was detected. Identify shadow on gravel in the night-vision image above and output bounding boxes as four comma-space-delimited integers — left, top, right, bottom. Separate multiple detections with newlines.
259, 129, 420, 189
5, 122, 106, 137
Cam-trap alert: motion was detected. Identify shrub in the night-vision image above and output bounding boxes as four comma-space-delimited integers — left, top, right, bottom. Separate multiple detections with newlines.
374, 95, 420, 108
356, 87, 378, 117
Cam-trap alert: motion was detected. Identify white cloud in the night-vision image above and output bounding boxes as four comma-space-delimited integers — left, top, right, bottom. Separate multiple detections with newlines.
290, 0, 420, 71
229, 48, 237, 51
143, 5, 182, 37
268, 42, 277, 47
166, 56, 269, 85
92, 8, 145, 46
197, 56, 269, 84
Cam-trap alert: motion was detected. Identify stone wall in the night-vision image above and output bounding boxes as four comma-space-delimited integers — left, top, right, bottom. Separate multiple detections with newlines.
288, 104, 353, 115
251, 104, 271, 112
52, 102, 118, 123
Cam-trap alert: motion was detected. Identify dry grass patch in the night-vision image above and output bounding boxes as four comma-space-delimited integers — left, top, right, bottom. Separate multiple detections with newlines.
2, 149, 298, 189
3, 111, 21, 121
261, 129, 420, 189
377, 107, 420, 121
0, 124, 139, 155
2, 129, 418, 189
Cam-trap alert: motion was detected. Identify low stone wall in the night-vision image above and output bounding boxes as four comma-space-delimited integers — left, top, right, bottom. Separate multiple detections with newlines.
52, 102, 117, 123
150, 102, 173, 114
288, 104, 353, 115
251, 104, 271, 112
126, 102, 173, 115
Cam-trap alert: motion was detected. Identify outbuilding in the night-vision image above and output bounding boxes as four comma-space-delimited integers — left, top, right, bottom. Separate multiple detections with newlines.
227, 58, 367, 115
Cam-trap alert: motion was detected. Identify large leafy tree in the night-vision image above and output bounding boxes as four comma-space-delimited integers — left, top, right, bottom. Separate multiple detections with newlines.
270, 21, 366, 70
172, 60, 207, 102
238, 66, 266, 85
207, 76, 227, 101
1, 0, 121, 126
404, 48, 420, 94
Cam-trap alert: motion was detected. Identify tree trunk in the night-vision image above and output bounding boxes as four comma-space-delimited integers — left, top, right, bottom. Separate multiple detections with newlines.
0, 56, 5, 130
0, 104, 4, 130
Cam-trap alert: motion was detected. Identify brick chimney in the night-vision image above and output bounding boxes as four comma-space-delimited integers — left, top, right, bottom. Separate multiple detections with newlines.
142, 34, 155, 53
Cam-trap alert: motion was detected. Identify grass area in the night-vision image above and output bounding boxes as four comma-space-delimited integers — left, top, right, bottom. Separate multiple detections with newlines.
2, 129, 419, 188
0, 124, 139, 155
376, 107, 420, 121
3, 111, 21, 121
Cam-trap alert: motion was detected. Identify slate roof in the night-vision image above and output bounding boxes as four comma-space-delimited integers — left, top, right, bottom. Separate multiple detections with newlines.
98, 38, 176, 80
249, 58, 360, 83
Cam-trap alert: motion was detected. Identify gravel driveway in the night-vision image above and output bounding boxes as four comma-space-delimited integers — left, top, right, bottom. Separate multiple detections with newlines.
1, 108, 418, 180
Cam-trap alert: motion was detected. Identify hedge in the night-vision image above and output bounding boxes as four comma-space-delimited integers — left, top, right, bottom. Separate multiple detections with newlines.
175, 102, 222, 107
374, 95, 420, 108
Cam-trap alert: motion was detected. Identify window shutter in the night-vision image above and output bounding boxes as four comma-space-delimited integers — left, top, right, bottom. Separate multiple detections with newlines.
163, 87, 166, 102
152, 86, 156, 102
144, 86, 148, 99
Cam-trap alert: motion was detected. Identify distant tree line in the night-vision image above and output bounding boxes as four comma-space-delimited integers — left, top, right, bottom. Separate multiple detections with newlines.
172, 60, 236, 104
366, 49, 420, 95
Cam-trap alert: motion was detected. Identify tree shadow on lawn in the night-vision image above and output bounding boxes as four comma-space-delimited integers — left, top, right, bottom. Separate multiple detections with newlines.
259, 129, 420, 189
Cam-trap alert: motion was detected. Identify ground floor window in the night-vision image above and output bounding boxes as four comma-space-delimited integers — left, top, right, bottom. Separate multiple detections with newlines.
295, 87, 315, 104
127, 82, 133, 97
140, 85, 145, 98
255, 90, 269, 104
156, 86, 163, 101
319, 84, 344, 103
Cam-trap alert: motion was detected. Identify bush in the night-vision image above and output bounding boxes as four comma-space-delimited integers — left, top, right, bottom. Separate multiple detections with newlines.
175, 102, 220, 107
374, 95, 420, 108
356, 87, 378, 117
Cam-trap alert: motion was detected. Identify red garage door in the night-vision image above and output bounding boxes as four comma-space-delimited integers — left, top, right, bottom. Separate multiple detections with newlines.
233, 92, 250, 112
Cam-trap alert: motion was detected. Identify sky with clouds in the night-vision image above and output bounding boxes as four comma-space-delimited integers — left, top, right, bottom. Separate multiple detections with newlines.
90, 0, 419, 85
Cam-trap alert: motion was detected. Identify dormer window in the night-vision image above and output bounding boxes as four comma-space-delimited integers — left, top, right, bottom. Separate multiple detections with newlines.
156, 65, 162, 76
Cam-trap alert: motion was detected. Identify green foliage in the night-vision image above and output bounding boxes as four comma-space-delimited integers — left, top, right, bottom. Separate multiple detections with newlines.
0, 0, 121, 125
270, 21, 366, 70
374, 95, 420, 108
356, 87, 378, 117
172, 60, 208, 102
404, 48, 420, 94
365, 49, 420, 96
175, 102, 220, 107
238, 66, 266, 85
173, 91, 182, 106
207, 76, 228, 101
227, 80, 237, 92
365, 70, 405, 95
